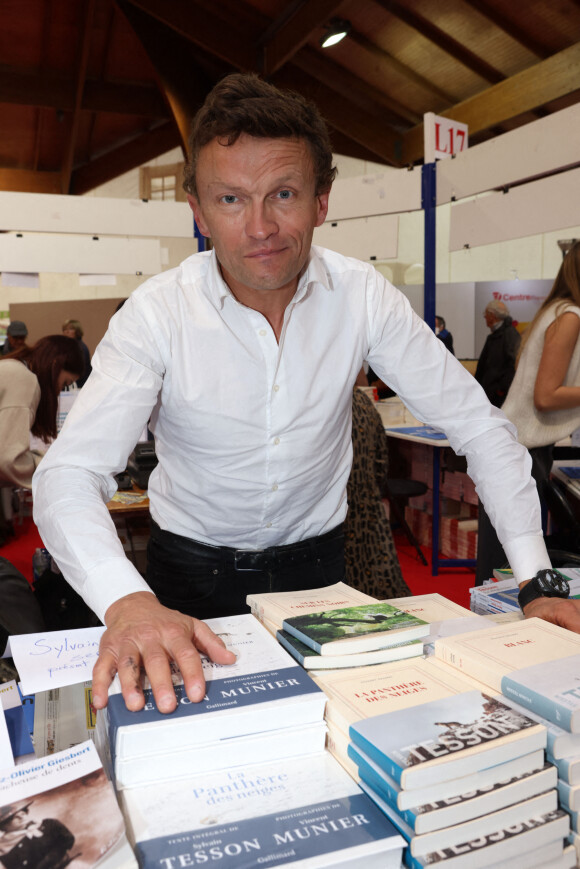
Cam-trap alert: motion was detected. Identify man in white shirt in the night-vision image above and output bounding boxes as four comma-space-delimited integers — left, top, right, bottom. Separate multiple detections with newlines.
33, 73, 580, 716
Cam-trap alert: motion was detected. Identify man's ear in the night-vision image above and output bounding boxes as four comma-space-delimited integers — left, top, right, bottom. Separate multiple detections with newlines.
315, 190, 330, 228
186, 194, 210, 237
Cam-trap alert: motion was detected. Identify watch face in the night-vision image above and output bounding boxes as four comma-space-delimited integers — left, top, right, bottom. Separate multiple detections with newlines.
536, 569, 569, 595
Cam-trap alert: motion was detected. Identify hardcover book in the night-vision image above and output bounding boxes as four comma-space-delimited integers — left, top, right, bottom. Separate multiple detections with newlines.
104, 614, 327, 765
349, 690, 546, 790
120, 752, 405, 869
433, 617, 580, 731
360, 777, 558, 857
247, 582, 377, 631
282, 601, 429, 656
0, 740, 136, 868
276, 629, 423, 669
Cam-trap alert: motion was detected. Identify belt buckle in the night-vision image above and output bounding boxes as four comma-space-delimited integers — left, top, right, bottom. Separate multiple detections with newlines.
234, 549, 266, 571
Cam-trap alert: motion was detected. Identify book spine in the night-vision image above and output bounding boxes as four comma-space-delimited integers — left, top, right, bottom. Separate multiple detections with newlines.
349, 727, 404, 786
501, 674, 576, 732
280, 620, 321, 654
275, 631, 304, 665
433, 643, 502, 691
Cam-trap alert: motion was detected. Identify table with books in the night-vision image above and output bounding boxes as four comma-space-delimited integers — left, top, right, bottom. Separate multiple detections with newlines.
1, 582, 579, 869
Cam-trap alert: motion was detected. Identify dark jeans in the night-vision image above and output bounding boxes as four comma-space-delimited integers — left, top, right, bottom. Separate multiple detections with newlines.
475, 444, 554, 586
146, 521, 346, 620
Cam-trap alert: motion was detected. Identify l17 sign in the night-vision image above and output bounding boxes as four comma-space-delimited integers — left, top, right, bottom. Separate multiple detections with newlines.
424, 112, 469, 163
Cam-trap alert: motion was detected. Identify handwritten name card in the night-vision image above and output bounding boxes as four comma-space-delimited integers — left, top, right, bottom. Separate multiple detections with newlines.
10, 627, 105, 695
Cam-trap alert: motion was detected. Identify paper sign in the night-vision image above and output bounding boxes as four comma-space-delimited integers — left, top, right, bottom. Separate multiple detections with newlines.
424, 112, 469, 163
9, 627, 105, 695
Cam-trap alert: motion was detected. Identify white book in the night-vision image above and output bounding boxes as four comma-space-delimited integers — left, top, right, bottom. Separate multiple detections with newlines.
361, 778, 558, 857
548, 751, 580, 784
103, 614, 327, 766
247, 582, 377, 630
33, 680, 96, 756
434, 617, 580, 731
120, 752, 405, 869
0, 741, 135, 868
99, 718, 327, 790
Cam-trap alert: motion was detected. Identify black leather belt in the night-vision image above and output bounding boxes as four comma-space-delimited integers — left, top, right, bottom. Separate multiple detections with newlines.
227, 525, 344, 572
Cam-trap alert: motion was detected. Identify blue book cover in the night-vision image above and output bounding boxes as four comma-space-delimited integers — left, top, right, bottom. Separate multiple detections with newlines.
501, 653, 580, 733
349, 690, 545, 790
106, 614, 327, 763
122, 752, 405, 869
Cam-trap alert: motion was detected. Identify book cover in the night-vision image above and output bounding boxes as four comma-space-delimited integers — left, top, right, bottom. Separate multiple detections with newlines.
313, 657, 491, 736
105, 614, 327, 764
547, 752, 580, 785
360, 776, 557, 857
276, 629, 423, 669
558, 778, 580, 812
33, 680, 96, 757
282, 602, 429, 656
120, 752, 405, 869
247, 582, 377, 630
0, 740, 136, 868
0, 681, 34, 764
433, 618, 580, 731
404, 809, 568, 869
349, 690, 546, 790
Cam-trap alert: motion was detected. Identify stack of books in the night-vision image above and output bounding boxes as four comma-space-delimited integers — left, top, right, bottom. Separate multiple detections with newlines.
313, 656, 571, 868
434, 616, 580, 863
96, 613, 329, 790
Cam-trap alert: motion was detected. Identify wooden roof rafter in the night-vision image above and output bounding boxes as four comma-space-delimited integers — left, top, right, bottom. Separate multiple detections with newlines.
260, 0, 344, 76
61, 0, 96, 194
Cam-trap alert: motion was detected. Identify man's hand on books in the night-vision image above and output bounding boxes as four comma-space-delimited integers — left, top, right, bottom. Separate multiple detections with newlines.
91, 592, 237, 713
522, 596, 580, 634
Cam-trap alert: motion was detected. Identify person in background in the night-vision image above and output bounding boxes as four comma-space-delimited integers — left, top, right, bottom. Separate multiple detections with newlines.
435, 315, 454, 355
62, 319, 91, 387
475, 300, 520, 407
0, 321, 28, 357
0, 336, 83, 489
345, 387, 410, 599
32, 73, 580, 718
476, 241, 580, 585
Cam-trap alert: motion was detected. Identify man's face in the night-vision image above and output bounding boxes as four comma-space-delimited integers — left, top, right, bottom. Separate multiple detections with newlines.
188, 134, 329, 302
484, 309, 497, 329
8, 335, 26, 350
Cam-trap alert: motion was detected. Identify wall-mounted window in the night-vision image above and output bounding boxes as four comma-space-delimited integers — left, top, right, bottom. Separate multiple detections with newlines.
139, 162, 186, 202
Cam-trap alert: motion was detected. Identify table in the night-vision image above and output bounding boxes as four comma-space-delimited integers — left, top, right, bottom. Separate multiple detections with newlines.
384, 425, 477, 576
107, 485, 150, 569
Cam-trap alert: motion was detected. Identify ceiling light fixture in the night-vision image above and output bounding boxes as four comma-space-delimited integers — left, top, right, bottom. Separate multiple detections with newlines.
320, 18, 351, 49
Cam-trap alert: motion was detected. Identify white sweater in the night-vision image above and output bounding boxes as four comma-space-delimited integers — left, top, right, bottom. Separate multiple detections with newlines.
502, 301, 580, 448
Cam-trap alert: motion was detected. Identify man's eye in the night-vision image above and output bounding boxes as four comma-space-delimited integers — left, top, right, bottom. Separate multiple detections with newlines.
277, 189, 293, 200
221, 194, 238, 204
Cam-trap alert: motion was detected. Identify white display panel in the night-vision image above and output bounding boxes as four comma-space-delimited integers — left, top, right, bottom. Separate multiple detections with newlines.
0, 233, 162, 275
314, 213, 398, 260
0, 191, 194, 238
326, 167, 421, 221
449, 167, 580, 251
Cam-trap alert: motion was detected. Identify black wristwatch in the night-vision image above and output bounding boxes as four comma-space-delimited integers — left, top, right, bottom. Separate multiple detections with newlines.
518, 568, 570, 611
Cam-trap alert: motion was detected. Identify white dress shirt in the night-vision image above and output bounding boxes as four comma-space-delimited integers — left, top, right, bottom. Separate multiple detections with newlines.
32, 246, 549, 621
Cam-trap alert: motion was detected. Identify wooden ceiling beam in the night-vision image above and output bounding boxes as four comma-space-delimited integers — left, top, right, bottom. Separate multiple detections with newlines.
0, 67, 168, 118
374, 0, 505, 83
461, 0, 551, 59
124, 0, 258, 71
293, 46, 420, 127
70, 122, 181, 194
61, 0, 96, 194
400, 42, 580, 164
0, 168, 61, 194
262, 0, 344, 76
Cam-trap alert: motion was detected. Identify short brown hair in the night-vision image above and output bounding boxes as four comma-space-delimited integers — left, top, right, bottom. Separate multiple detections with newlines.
183, 73, 337, 199
62, 318, 83, 339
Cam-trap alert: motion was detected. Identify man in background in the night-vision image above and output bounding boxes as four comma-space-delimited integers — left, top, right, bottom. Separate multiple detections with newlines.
435, 315, 454, 355
475, 300, 520, 406
0, 321, 27, 356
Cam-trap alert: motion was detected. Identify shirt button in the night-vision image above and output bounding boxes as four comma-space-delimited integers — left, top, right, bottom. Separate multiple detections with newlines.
274, 437, 280, 445
272, 483, 278, 491
266, 522, 272, 528
259, 328, 267, 336
273, 384, 280, 392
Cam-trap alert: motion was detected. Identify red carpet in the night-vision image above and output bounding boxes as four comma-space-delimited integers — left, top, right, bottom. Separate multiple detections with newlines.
5, 517, 477, 610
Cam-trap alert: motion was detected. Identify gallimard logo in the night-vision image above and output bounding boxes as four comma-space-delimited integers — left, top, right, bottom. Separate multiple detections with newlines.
154, 811, 373, 867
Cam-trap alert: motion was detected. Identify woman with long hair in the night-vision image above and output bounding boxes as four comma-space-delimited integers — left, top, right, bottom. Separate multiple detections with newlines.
0, 335, 83, 488
476, 241, 580, 583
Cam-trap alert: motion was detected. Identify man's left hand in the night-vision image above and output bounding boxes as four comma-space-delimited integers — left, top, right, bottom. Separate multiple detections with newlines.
523, 596, 580, 633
